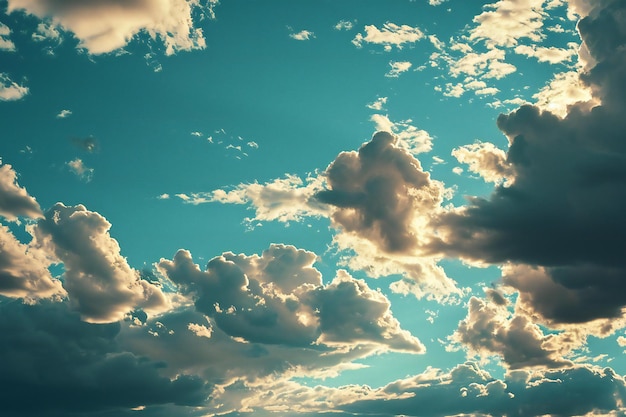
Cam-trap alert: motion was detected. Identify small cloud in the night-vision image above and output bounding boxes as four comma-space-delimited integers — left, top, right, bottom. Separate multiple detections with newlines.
157, 194, 170, 200
71, 136, 99, 153
452, 167, 464, 175
352, 22, 424, 51
366, 97, 388, 111
334, 20, 355, 31
190, 131, 203, 137
247, 141, 259, 149
67, 158, 94, 182
429, 0, 448, 5
289, 29, 315, 41
56, 109, 72, 119
385, 61, 412, 78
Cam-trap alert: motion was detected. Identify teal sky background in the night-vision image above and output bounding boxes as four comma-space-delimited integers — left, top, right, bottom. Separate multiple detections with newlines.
2, 1, 625, 416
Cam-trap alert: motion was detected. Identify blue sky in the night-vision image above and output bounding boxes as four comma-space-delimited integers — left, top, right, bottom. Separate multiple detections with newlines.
2, 0, 626, 416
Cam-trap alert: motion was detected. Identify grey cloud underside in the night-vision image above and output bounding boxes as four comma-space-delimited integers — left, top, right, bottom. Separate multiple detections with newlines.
0, 300, 209, 417
343, 363, 626, 417
431, 0, 626, 324
0, 163, 42, 220
158, 244, 424, 353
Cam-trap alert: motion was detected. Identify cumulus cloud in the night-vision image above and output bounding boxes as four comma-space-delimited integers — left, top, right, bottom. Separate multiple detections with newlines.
33, 203, 168, 323
431, 0, 626, 325
334, 20, 354, 31
370, 115, 432, 154
0, 162, 42, 220
532, 71, 596, 117
0, 224, 65, 300
0, 73, 28, 101
352, 23, 424, 51
56, 109, 72, 118
6, 0, 216, 55
158, 244, 424, 353
315, 131, 438, 254
366, 96, 387, 111
340, 362, 626, 417
453, 295, 575, 369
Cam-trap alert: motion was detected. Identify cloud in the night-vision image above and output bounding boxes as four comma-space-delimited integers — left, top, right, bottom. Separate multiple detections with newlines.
0, 300, 209, 416
366, 97, 387, 111
451, 141, 514, 184
67, 158, 94, 181
514, 43, 578, 64
430, 0, 626, 325
0, 22, 16, 51
352, 23, 424, 51
177, 173, 329, 223
33, 203, 168, 323
0, 224, 65, 300
385, 61, 412, 78
0, 162, 42, 220
31, 21, 61, 43
340, 362, 626, 417
369, 115, 432, 154
469, 0, 546, 48
334, 20, 354, 31
452, 295, 575, 369
158, 244, 424, 353
289, 30, 315, 41
6, 0, 217, 55
71, 136, 98, 152
315, 131, 438, 254
56, 109, 72, 118
428, 0, 448, 6
0, 73, 28, 101
532, 71, 596, 117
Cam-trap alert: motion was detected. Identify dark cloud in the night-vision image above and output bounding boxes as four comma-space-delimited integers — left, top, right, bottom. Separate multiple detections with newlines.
158, 244, 424, 353
0, 299, 209, 417
316, 131, 441, 254
342, 362, 626, 417
431, 0, 626, 324
0, 162, 42, 220
71, 136, 99, 153
33, 203, 168, 323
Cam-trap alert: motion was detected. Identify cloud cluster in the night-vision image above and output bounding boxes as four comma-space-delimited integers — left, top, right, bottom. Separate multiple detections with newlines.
432, 0, 626, 326
158, 244, 424, 353
6, 0, 218, 55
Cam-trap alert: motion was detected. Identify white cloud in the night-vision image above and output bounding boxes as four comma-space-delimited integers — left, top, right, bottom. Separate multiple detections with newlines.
469, 0, 546, 48
366, 96, 387, 111
34, 203, 169, 323
67, 158, 94, 182
0, 73, 28, 101
429, 0, 448, 5
7, 0, 216, 55
452, 141, 514, 184
289, 29, 315, 41
352, 22, 424, 51
334, 20, 354, 31
370, 114, 432, 154
385, 61, 412, 78
514, 43, 578, 64
31, 21, 61, 43
0, 162, 42, 220
533, 70, 596, 117
0, 22, 16, 51
56, 109, 72, 118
